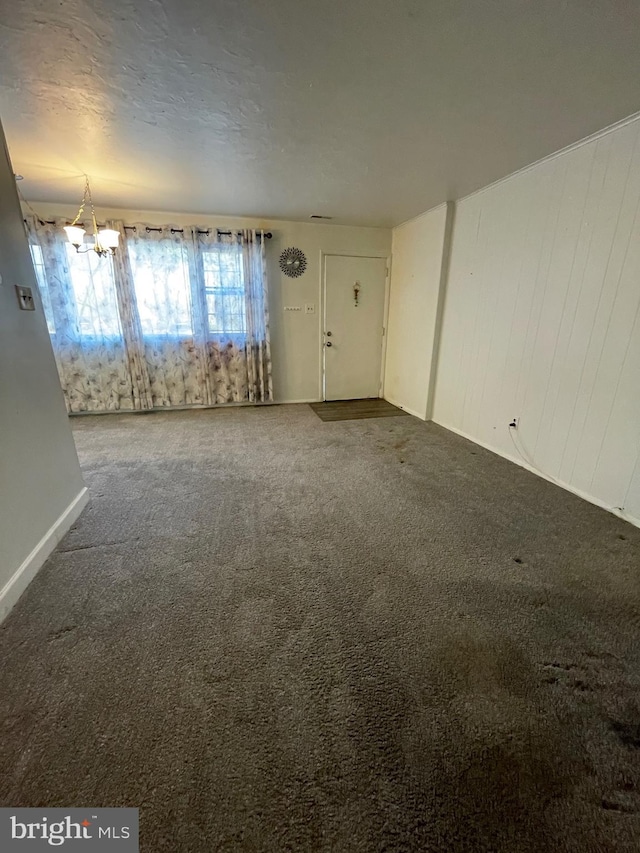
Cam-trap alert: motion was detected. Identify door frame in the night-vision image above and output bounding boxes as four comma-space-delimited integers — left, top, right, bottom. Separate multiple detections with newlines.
319, 252, 391, 402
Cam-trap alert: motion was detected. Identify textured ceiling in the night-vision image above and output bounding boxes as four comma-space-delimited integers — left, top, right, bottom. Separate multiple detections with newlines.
1, 0, 640, 226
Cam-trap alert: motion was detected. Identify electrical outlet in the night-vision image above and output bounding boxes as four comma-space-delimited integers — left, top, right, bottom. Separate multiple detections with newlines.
305, 303, 315, 314
15, 285, 35, 311
509, 417, 519, 429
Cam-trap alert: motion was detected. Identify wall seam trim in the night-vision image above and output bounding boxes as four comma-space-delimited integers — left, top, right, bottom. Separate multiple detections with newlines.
393, 202, 450, 231
457, 109, 640, 207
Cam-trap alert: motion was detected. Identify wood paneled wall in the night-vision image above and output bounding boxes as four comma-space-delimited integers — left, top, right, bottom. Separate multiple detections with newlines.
433, 116, 640, 525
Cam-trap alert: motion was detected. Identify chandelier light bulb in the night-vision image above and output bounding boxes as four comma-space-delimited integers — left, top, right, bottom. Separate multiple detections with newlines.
97, 228, 120, 251
64, 225, 86, 247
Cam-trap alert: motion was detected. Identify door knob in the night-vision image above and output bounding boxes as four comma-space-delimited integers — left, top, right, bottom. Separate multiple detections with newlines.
326, 331, 332, 336
326, 341, 332, 347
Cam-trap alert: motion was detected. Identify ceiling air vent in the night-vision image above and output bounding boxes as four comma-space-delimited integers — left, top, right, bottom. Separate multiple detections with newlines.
310, 215, 332, 220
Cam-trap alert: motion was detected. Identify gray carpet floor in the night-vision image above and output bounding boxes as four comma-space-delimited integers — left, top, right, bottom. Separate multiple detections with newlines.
1, 405, 640, 852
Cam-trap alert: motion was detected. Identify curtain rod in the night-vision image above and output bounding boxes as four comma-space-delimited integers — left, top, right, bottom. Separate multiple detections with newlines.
24, 219, 272, 239
125, 226, 272, 239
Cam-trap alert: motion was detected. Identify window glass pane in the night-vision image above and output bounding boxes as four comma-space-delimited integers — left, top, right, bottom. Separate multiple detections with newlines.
65, 245, 123, 339
128, 242, 193, 337
202, 247, 246, 336
29, 244, 55, 334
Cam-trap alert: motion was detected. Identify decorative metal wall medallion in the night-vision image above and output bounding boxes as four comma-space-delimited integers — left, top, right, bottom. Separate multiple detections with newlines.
279, 247, 307, 278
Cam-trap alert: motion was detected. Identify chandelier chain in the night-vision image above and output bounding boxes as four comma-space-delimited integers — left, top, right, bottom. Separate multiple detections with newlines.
70, 176, 91, 227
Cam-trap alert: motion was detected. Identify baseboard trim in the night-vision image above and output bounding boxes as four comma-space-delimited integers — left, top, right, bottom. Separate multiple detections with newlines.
0, 487, 90, 624
432, 419, 640, 530
383, 395, 426, 421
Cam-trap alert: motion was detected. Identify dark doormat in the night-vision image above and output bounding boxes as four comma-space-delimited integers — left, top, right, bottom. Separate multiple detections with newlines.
309, 398, 410, 422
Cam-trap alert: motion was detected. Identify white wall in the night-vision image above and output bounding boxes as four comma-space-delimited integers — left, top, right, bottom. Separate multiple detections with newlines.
433, 115, 640, 527
384, 203, 451, 419
0, 124, 87, 621
31, 203, 391, 404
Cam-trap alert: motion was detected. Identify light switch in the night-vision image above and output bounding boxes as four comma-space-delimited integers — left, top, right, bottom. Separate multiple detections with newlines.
305, 303, 315, 314
15, 285, 35, 311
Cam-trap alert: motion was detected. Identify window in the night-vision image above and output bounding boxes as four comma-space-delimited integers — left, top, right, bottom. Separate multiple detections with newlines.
29, 244, 55, 334
30, 244, 122, 340
202, 247, 246, 337
31, 233, 251, 346
64, 246, 122, 339
127, 242, 194, 338
125, 241, 248, 340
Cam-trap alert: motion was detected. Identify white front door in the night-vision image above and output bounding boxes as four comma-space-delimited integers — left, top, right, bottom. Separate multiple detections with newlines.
323, 255, 387, 401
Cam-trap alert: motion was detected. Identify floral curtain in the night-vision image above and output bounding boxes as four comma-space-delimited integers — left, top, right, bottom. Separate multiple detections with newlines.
108, 220, 154, 411
26, 218, 136, 412
26, 217, 273, 413
196, 229, 273, 404
238, 230, 273, 403
125, 224, 210, 408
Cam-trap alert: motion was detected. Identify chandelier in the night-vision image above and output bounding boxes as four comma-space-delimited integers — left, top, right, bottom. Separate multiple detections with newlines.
63, 177, 119, 257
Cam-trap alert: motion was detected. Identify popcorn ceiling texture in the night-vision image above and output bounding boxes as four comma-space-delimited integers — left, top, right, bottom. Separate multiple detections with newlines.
3, 0, 640, 224
1, 405, 640, 851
